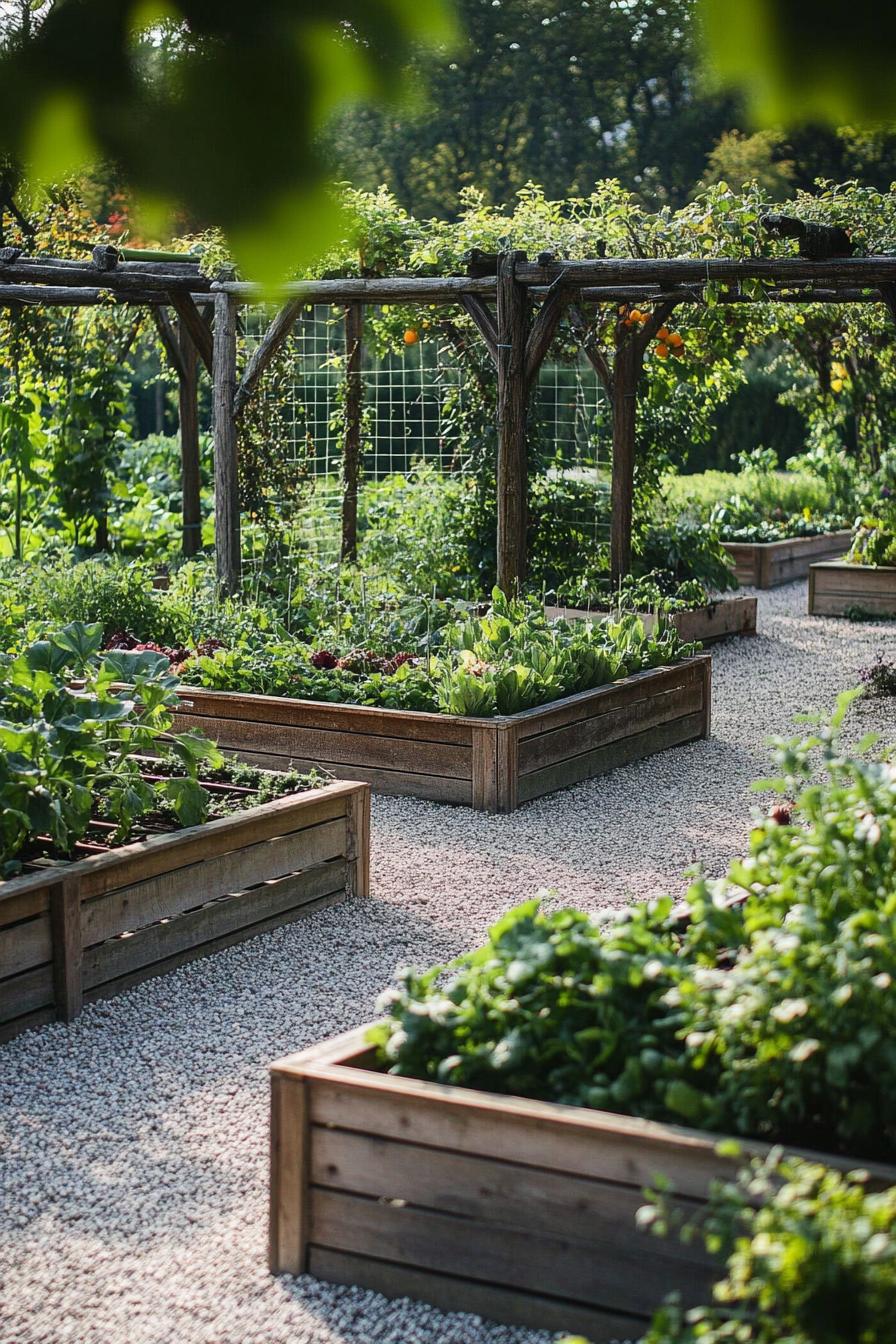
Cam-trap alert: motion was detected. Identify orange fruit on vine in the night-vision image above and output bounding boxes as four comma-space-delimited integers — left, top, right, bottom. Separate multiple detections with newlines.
668, 332, 684, 348
404, 328, 419, 345
657, 326, 670, 341
655, 343, 670, 359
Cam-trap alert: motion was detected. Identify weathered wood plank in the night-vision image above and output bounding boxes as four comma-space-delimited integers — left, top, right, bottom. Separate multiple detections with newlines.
345, 786, 371, 899
270, 1072, 310, 1274
518, 678, 704, 776
50, 876, 82, 1021
723, 531, 852, 588
310, 1126, 711, 1255
173, 687, 476, 744
307, 1246, 645, 1340
83, 891, 348, 1011
175, 713, 473, 778
208, 752, 473, 806
310, 1186, 713, 1317
513, 658, 707, 739
808, 561, 896, 617
471, 724, 498, 812
0, 963, 56, 1024
81, 820, 348, 946
518, 711, 705, 802
0, 913, 51, 979
83, 859, 347, 990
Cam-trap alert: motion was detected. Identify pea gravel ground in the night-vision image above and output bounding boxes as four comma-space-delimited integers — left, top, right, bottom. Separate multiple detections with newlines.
1, 583, 894, 1344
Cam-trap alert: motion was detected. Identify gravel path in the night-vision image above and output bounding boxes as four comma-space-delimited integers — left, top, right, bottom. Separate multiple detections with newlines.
1, 584, 894, 1344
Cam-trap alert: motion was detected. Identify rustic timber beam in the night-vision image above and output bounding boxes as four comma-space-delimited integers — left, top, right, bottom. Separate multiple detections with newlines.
460, 294, 498, 364
524, 282, 569, 387
212, 290, 241, 594
233, 297, 304, 422
215, 276, 498, 304
152, 306, 187, 381
495, 251, 529, 592
0, 284, 105, 305
516, 257, 896, 289
0, 260, 210, 293
177, 323, 203, 558
169, 291, 214, 374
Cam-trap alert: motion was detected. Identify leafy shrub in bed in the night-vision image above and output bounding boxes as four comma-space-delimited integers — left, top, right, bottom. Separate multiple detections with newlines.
640, 1154, 896, 1344
371, 693, 896, 1159
0, 622, 222, 872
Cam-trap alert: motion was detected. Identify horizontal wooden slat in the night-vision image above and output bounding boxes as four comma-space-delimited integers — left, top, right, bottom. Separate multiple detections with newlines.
84, 858, 348, 990
306, 1077, 741, 1202
0, 1004, 56, 1044
518, 711, 705, 802
84, 891, 347, 1010
307, 1245, 644, 1341
0, 963, 55, 1024
310, 1187, 714, 1316
0, 913, 51, 980
81, 818, 348, 946
518, 675, 704, 776
208, 751, 474, 806
0, 783, 358, 911
310, 1126, 712, 1255
174, 687, 477, 744
723, 532, 852, 588
176, 712, 473, 779
513, 659, 707, 739
809, 562, 896, 617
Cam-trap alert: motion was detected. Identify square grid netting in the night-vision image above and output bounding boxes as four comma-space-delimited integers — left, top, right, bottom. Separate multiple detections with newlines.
238, 304, 609, 586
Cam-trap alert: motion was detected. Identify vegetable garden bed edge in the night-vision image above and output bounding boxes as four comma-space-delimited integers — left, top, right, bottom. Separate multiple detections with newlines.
722, 529, 853, 587
544, 596, 757, 644
172, 655, 712, 813
808, 559, 896, 618
269, 1025, 896, 1340
0, 779, 370, 1043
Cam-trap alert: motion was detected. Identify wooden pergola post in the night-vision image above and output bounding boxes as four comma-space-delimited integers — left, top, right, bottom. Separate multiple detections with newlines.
177, 323, 202, 556
213, 289, 241, 594
495, 251, 530, 592
341, 303, 363, 563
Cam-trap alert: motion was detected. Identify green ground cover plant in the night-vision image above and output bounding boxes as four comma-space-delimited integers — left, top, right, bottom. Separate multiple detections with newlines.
370, 692, 896, 1159
0, 622, 319, 876
639, 1154, 896, 1344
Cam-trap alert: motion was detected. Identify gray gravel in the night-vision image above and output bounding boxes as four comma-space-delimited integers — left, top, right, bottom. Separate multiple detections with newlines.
1, 583, 894, 1344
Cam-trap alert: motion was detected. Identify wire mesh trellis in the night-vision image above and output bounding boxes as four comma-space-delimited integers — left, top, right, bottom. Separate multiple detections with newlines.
237, 303, 610, 585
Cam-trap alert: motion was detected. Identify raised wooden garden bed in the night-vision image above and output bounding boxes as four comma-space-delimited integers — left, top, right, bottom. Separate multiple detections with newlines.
172, 655, 711, 814
269, 1026, 896, 1340
808, 560, 896, 618
722, 529, 852, 588
545, 595, 757, 644
0, 779, 369, 1043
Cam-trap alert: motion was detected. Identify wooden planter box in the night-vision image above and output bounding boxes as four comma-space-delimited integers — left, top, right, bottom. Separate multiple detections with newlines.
0, 780, 369, 1043
172, 656, 711, 814
270, 1027, 896, 1340
722, 530, 852, 588
545, 595, 757, 644
809, 560, 896, 618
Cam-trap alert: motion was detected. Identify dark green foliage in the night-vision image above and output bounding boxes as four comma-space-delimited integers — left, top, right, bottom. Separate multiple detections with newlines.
0, 621, 222, 870
371, 694, 896, 1159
